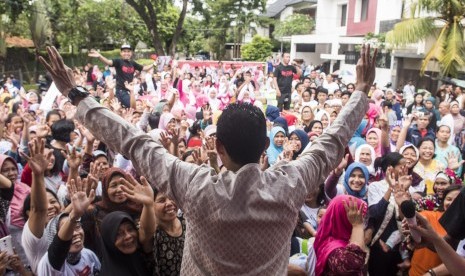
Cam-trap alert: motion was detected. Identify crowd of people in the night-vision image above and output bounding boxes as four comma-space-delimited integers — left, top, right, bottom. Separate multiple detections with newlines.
0, 43, 463, 276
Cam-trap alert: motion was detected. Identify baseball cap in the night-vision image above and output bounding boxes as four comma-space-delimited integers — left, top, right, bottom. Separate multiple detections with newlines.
120, 44, 132, 50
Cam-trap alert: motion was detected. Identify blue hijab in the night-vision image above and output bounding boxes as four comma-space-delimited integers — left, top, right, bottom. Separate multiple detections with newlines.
349, 119, 368, 149
266, 126, 285, 166
273, 117, 289, 136
290, 129, 310, 160
343, 162, 369, 198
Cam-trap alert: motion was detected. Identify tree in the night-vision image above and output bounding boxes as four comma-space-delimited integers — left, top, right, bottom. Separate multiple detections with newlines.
29, 0, 52, 81
203, 0, 266, 60
241, 35, 272, 61
124, 0, 203, 56
386, 0, 465, 77
273, 14, 315, 38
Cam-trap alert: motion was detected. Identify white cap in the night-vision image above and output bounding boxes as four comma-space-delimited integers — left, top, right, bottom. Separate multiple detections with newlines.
120, 44, 132, 50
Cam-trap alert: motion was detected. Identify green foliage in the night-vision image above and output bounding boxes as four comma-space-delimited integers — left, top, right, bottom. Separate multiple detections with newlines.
203, 0, 266, 59
241, 35, 272, 61
386, 0, 465, 77
273, 14, 315, 38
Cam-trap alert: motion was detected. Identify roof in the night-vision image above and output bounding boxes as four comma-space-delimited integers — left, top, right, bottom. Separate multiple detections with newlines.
286, 0, 317, 6
265, 0, 317, 17
5, 36, 34, 48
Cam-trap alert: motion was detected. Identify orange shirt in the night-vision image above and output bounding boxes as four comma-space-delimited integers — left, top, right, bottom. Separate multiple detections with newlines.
409, 211, 447, 276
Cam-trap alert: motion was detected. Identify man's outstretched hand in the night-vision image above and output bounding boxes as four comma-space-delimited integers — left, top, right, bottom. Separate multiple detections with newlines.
355, 44, 377, 94
38, 46, 76, 98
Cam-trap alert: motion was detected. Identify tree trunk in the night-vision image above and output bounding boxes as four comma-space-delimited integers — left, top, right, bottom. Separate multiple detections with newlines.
34, 47, 40, 83
150, 27, 165, 56
169, 0, 188, 57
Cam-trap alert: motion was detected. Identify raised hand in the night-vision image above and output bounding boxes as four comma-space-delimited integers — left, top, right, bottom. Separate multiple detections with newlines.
62, 147, 83, 169
0, 105, 9, 124
88, 49, 101, 58
259, 153, 269, 171
355, 44, 378, 93
446, 152, 465, 170
4, 128, 20, 151
78, 125, 95, 143
159, 131, 172, 150
20, 138, 52, 175
409, 213, 441, 243
169, 128, 180, 146
398, 175, 413, 191
39, 46, 76, 97
120, 176, 154, 206
35, 124, 50, 138
68, 177, 95, 218
344, 196, 366, 227
333, 154, 349, 176
110, 98, 122, 113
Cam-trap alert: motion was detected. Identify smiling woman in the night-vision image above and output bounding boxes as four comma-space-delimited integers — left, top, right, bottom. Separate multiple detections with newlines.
100, 211, 151, 276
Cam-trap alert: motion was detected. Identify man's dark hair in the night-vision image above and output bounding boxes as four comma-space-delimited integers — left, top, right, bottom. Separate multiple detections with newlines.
303, 77, 311, 83
382, 101, 393, 109
216, 103, 267, 165
51, 119, 75, 143
316, 87, 328, 95
341, 91, 351, 98
46, 110, 62, 123
148, 112, 161, 129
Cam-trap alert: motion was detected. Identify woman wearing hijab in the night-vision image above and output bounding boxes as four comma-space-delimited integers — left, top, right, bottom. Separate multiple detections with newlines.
0, 154, 30, 264
287, 129, 310, 160
100, 211, 153, 276
300, 106, 314, 132
99, 174, 155, 276
366, 128, 383, 157
81, 168, 142, 260
355, 144, 377, 180
371, 89, 384, 107
314, 110, 331, 132
314, 195, 367, 276
325, 162, 369, 201
399, 145, 424, 197
158, 113, 176, 132
266, 126, 286, 166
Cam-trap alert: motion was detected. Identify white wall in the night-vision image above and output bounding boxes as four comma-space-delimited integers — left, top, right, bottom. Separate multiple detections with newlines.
315, 0, 348, 36
279, 7, 294, 21
341, 64, 393, 86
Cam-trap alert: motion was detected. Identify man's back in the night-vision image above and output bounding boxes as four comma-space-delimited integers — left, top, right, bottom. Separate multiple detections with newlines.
181, 163, 306, 275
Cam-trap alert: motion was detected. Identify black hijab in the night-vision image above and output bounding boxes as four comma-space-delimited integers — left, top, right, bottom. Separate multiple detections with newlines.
100, 211, 150, 276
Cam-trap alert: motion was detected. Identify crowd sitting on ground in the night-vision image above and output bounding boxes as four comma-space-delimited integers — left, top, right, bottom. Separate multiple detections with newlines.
0, 44, 464, 276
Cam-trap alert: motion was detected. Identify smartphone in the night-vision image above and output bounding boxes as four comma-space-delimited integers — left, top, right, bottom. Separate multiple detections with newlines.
0, 235, 14, 255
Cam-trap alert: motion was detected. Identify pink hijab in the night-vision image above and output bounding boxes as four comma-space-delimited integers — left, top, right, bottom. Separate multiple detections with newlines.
372, 89, 384, 107
366, 127, 382, 157
314, 195, 367, 276
158, 113, 175, 131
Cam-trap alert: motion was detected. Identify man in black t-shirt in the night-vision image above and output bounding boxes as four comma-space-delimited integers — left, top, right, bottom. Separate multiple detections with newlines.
89, 44, 155, 107
273, 53, 301, 110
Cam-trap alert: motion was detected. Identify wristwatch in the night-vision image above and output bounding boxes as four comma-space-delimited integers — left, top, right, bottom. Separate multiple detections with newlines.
68, 86, 90, 105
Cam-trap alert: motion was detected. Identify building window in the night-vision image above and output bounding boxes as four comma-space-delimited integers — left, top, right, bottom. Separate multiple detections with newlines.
296, 44, 316, 53
340, 4, 347, 27
361, 0, 369, 21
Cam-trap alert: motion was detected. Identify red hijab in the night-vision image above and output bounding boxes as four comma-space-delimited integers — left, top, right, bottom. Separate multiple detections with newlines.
96, 168, 142, 217
313, 195, 367, 276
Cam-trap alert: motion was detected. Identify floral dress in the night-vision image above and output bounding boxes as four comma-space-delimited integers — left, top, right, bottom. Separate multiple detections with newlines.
153, 217, 186, 276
